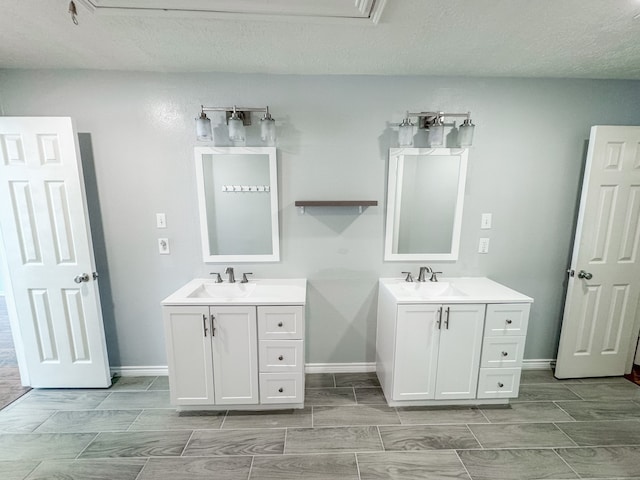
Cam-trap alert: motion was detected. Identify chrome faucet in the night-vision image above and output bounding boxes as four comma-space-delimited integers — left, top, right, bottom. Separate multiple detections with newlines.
225, 267, 235, 283
402, 271, 414, 282
417, 266, 432, 282
430, 270, 443, 282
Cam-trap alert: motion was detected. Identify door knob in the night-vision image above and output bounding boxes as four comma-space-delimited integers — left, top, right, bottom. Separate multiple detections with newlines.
577, 270, 593, 280
74, 273, 90, 283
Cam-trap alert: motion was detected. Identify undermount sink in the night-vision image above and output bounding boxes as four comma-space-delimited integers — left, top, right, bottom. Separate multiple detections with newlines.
162, 278, 307, 305
401, 281, 467, 299
188, 282, 256, 299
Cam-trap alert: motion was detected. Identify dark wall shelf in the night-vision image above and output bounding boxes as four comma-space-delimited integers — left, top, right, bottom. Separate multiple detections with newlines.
295, 200, 378, 214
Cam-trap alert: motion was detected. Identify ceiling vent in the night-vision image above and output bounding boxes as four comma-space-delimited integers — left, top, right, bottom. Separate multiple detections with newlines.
77, 0, 388, 24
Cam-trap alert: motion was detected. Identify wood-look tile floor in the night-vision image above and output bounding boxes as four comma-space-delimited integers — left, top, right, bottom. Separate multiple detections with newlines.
1, 371, 640, 479
0, 297, 30, 410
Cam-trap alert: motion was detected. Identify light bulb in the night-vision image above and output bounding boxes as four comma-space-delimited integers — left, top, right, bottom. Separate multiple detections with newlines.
398, 117, 414, 147
429, 117, 444, 147
195, 112, 212, 141
260, 111, 276, 146
228, 111, 245, 145
458, 118, 475, 147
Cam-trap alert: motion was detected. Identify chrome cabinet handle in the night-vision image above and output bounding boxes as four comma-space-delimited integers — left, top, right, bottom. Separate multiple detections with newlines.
74, 273, 90, 283
436, 307, 442, 329
202, 314, 208, 337
578, 270, 593, 280
444, 307, 450, 329
211, 314, 216, 336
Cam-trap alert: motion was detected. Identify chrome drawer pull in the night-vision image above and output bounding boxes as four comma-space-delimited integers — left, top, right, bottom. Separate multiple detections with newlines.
497, 382, 504, 388
278, 355, 284, 361
505, 319, 513, 325
278, 387, 284, 393
278, 322, 283, 327
501, 351, 508, 357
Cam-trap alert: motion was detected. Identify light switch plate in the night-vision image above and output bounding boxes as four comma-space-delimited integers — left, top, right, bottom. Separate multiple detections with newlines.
478, 237, 490, 254
481, 213, 492, 229
156, 213, 167, 228
158, 238, 170, 254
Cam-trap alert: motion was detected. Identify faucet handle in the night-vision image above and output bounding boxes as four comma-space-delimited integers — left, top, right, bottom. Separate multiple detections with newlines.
210, 272, 223, 283
430, 271, 443, 282
402, 271, 414, 282
241, 272, 253, 283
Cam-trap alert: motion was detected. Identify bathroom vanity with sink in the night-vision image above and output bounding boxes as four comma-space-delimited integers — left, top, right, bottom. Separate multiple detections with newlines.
162, 278, 306, 410
376, 277, 533, 407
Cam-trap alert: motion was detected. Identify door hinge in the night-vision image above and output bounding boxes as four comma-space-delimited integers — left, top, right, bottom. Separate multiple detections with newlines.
567, 269, 575, 277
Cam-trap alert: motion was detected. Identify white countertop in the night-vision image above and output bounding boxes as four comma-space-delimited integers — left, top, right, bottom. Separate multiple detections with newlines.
380, 277, 533, 304
162, 278, 307, 306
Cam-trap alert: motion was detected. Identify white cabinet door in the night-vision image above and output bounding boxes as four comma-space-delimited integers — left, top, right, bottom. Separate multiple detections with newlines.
393, 304, 441, 400
163, 306, 214, 405
211, 306, 259, 405
435, 304, 485, 400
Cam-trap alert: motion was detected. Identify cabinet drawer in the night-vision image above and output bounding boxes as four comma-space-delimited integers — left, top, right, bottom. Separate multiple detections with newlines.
259, 340, 303, 372
481, 336, 525, 368
477, 368, 521, 399
258, 306, 304, 340
259, 373, 304, 404
485, 304, 530, 336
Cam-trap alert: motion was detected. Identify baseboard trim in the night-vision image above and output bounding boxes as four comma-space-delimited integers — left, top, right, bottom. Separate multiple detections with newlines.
304, 362, 376, 374
112, 359, 556, 377
522, 359, 555, 370
111, 366, 168, 377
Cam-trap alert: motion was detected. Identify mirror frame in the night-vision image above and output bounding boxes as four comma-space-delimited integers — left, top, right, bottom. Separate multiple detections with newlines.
384, 147, 468, 262
194, 146, 280, 263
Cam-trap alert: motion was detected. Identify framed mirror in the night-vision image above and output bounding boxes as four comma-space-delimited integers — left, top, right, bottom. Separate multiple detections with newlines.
384, 147, 468, 261
194, 146, 279, 262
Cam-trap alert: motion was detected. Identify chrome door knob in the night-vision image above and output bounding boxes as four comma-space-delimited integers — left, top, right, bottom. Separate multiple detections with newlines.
74, 273, 90, 283
577, 270, 593, 280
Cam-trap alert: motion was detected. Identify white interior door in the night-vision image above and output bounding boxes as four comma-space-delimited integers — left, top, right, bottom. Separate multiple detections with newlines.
555, 126, 640, 379
0, 117, 111, 388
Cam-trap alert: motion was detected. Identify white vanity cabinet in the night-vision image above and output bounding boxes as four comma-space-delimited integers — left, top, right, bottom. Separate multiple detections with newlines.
163, 305, 259, 406
393, 304, 485, 401
376, 277, 533, 407
161, 278, 307, 410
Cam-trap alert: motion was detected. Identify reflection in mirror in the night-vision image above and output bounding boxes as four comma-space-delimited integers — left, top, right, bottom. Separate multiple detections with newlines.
384, 148, 468, 261
195, 147, 279, 262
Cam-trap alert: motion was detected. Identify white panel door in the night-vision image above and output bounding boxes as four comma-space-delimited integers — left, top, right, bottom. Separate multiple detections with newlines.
163, 306, 214, 405
435, 304, 485, 400
393, 304, 441, 400
211, 306, 259, 405
0, 117, 110, 387
556, 126, 640, 378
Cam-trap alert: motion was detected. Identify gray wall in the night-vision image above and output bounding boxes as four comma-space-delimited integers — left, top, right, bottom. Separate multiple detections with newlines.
1, 70, 639, 368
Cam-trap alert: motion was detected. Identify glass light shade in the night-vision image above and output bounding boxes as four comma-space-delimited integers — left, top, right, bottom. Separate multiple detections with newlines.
398, 119, 414, 147
195, 115, 212, 141
458, 120, 475, 147
429, 123, 444, 147
228, 116, 246, 145
260, 117, 276, 145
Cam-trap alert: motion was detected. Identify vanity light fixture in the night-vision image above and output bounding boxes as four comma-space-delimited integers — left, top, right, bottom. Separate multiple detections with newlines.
195, 105, 276, 145
397, 111, 475, 147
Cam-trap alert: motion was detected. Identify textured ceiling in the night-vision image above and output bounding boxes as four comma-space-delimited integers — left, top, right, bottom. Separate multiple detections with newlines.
1, 0, 639, 79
